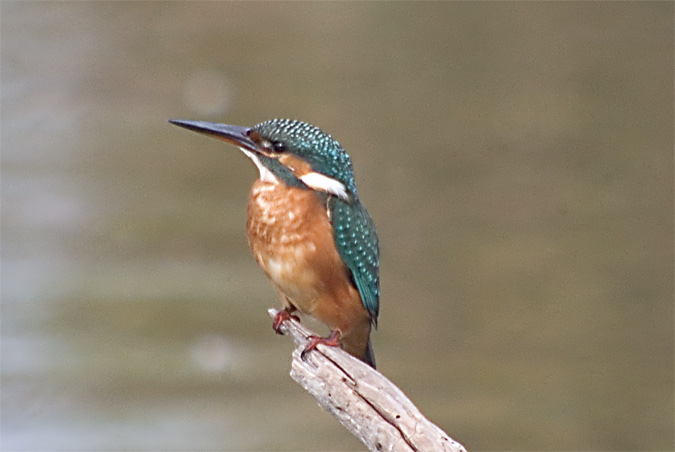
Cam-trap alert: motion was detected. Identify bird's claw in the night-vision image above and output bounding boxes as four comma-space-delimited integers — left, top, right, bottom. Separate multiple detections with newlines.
272, 309, 300, 334
301, 330, 341, 360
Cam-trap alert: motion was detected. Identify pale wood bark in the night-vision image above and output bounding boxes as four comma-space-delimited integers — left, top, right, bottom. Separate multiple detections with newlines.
269, 309, 468, 452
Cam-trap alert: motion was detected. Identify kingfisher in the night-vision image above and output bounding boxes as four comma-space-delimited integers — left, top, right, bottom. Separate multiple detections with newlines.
169, 118, 379, 368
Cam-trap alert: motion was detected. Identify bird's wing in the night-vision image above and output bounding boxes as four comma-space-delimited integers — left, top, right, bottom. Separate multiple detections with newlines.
330, 197, 380, 325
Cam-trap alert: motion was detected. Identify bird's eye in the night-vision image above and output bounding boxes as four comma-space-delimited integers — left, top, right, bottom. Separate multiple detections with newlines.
272, 141, 286, 153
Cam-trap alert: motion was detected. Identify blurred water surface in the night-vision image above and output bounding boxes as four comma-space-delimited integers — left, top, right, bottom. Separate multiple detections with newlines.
1, 2, 673, 451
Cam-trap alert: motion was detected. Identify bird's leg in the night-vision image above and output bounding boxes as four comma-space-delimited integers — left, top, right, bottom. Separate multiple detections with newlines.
272, 307, 300, 334
301, 330, 341, 360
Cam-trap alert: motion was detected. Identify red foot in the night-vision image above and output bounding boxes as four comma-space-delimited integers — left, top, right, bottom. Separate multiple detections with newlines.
272, 309, 300, 334
301, 330, 341, 360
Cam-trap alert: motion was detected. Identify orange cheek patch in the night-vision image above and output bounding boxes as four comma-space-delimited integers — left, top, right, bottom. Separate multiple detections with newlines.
278, 154, 313, 178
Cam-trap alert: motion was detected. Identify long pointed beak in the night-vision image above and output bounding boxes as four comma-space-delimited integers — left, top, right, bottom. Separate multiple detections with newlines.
168, 119, 259, 153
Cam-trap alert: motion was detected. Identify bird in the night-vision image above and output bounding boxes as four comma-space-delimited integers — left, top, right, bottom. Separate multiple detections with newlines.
169, 118, 379, 368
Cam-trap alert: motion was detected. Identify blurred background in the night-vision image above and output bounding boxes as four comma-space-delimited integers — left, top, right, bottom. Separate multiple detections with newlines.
1, 2, 672, 451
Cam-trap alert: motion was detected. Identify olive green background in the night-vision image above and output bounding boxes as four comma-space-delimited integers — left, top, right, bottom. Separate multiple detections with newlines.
2, 2, 672, 451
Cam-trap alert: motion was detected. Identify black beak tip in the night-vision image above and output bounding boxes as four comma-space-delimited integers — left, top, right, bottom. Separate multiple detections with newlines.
168, 118, 194, 129
167, 118, 216, 134
167, 119, 257, 150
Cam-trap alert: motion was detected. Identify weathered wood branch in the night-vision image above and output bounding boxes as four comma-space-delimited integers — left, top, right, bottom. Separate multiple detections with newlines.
268, 308, 467, 452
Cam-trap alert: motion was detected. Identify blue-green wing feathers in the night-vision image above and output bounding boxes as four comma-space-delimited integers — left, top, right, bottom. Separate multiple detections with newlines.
330, 198, 380, 325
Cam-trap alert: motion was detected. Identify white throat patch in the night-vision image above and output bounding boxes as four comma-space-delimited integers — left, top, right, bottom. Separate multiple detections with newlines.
241, 148, 278, 183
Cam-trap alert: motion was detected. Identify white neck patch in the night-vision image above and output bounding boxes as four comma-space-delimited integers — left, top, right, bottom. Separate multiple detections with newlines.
240, 148, 349, 201
300, 171, 350, 202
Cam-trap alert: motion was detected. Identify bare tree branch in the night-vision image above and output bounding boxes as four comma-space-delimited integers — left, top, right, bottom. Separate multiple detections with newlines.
269, 308, 468, 452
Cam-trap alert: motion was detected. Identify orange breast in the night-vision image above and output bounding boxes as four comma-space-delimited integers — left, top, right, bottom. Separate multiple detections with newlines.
246, 180, 371, 352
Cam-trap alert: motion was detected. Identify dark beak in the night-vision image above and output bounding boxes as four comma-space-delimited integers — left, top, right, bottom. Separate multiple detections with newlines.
168, 119, 259, 153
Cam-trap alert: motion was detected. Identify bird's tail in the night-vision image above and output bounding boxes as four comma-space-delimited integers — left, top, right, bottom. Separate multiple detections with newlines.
340, 325, 376, 369
363, 338, 376, 369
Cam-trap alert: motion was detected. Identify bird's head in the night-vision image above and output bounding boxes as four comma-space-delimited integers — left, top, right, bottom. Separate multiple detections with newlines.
169, 118, 357, 202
